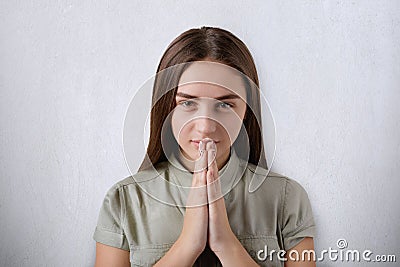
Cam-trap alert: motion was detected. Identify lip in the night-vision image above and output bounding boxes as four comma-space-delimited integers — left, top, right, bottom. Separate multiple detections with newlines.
191, 139, 219, 149
191, 139, 220, 143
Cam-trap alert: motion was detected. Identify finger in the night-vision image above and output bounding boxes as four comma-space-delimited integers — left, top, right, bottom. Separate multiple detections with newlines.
193, 139, 208, 176
206, 140, 216, 170
206, 140, 218, 184
188, 169, 207, 207
187, 140, 208, 207
187, 170, 208, 207
206, 145, 223, 204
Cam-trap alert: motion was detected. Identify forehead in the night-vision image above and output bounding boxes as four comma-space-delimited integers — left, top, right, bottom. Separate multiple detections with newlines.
177, 61, 246, 100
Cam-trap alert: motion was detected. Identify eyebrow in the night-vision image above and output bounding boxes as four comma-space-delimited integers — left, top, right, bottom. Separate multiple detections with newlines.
176, 92, 241, 100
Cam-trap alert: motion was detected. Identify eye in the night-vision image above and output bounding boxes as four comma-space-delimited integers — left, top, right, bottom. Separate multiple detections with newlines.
216, 102, 234, 109
178, 100, 197, 109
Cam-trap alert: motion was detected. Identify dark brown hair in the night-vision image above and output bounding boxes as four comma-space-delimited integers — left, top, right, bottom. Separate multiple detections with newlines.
138, 26, 267, 171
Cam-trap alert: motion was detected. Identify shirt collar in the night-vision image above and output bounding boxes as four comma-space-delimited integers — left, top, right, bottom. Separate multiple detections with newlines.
167, 147, 244, 190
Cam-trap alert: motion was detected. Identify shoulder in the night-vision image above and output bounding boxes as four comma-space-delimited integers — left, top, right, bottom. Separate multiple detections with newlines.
109, 162, 169, 188
244, 161, 316, 230
103, 162, 170, 204
243, 161, 310, 198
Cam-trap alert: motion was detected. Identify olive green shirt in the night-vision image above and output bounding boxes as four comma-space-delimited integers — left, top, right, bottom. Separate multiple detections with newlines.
93, 149, 316, 266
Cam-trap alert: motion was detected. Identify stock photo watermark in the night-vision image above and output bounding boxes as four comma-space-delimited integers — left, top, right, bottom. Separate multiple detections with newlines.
257, 238, 397, 263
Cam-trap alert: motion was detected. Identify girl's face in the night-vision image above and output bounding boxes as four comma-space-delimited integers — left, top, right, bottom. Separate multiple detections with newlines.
171, 62, 247, 169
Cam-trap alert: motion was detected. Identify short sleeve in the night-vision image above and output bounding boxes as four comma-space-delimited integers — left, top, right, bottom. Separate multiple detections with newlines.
93, 183, 130, 251
281, 178, 316, 251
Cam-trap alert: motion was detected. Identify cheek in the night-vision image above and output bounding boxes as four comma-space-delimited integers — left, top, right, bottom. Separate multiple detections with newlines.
171, 112, 191, 144
218, 113, 244, 144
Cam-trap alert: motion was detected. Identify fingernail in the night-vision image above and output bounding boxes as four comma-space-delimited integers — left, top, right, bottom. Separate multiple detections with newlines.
199, 140, 206, 156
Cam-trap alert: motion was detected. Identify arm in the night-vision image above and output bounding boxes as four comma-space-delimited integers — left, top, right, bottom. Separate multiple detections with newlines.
94, 242, 130, 267
284, 237, 316, 267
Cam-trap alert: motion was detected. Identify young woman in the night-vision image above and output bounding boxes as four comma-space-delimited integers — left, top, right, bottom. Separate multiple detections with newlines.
93, 27, 316, 267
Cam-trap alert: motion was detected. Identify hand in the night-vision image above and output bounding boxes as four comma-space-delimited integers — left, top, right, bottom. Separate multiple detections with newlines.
154, 143, 209, 267
178, 140, 209, 257
205, 141, 237, 254
205, 141, 259, 267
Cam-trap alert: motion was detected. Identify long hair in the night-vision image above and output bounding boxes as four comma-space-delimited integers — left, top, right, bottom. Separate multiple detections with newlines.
138, 26, 267, 171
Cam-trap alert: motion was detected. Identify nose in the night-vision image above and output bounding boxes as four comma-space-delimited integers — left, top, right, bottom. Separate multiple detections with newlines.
194, 117, 217, 134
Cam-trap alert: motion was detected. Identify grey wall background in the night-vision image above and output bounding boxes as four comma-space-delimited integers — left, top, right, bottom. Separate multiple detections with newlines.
1, 1, 399, 266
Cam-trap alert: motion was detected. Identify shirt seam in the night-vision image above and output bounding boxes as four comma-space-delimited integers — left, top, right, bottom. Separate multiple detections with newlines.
281, 177, 289, 229
292, 216, 315, 233
117, 184, 127, 236
95, 225, 125, 236
131, 242, 176, 250
236, 234, 278, 240
283, 222, 316, 247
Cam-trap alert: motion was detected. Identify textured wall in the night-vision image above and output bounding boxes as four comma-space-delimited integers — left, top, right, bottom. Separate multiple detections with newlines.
1, 1, 399, 266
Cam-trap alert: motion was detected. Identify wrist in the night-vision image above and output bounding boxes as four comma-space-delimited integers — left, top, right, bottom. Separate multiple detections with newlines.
154, 237, 203, 267
176, 234, 205, 259
213, 234, 242, 258
215, 238, 259, 267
